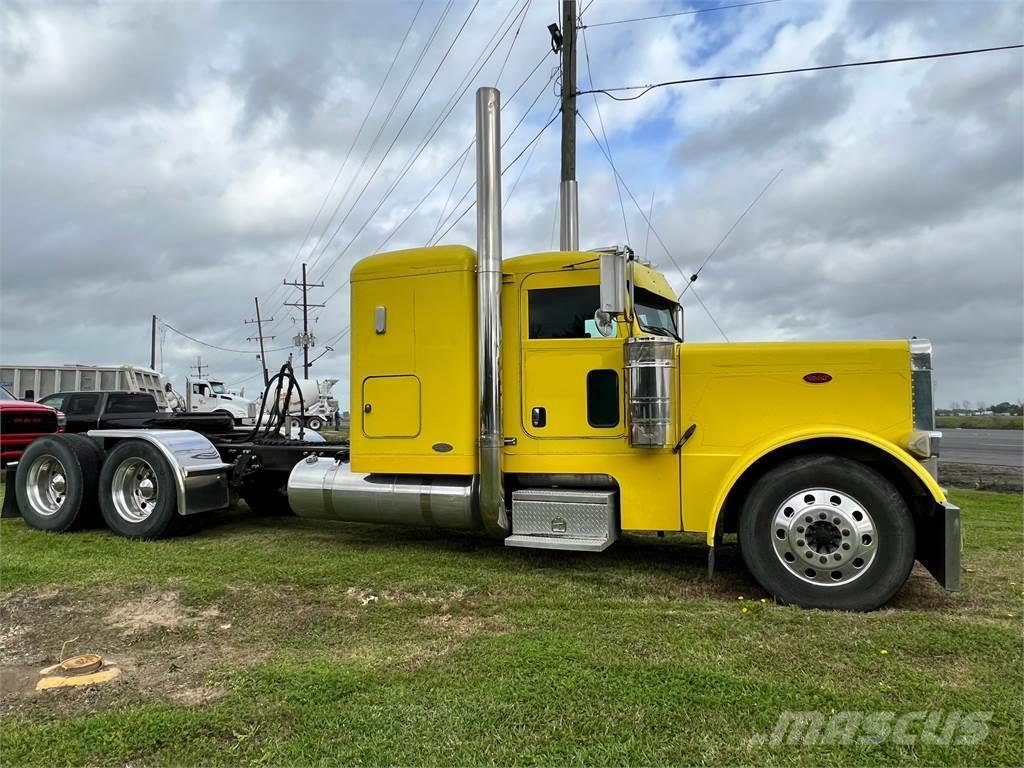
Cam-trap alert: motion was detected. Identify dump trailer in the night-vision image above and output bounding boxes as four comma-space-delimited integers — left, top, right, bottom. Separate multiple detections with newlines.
0, 364, 171, 409
5, 88, 958, 611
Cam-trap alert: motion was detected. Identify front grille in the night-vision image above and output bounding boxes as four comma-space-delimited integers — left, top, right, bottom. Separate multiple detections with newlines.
1, 410, 57, 434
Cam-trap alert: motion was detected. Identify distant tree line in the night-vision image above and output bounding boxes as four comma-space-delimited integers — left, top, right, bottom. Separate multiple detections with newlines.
939, 400, 1023, 416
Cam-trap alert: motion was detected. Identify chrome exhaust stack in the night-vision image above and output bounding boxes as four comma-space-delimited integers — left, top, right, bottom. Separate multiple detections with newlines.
475, 86, 508, 536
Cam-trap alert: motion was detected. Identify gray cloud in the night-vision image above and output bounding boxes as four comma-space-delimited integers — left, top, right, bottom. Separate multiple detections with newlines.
1, 0, 1021, 409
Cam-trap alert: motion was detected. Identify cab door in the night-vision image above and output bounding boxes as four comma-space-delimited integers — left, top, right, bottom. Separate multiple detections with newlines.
520, 270, 625, 440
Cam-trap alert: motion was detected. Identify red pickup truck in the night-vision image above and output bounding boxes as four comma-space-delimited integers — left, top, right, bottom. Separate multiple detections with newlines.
0, 385, 63, 466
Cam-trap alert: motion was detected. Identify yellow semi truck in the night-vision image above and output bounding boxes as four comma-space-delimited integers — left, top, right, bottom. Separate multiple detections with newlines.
7, 88, 958, 611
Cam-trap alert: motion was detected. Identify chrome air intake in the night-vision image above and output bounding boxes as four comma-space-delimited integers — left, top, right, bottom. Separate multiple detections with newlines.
288, 458, 478, 530
476, 86, 508, 536
625, 337, 675, 448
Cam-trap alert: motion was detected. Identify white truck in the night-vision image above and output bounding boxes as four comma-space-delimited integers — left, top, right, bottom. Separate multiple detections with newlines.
183, 377, 258, 426
0, 364, 172, 409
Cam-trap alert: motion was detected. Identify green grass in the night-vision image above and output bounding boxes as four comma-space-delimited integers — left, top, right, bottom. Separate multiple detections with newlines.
1, 488, 1021, 766
937, 414, 1023, 429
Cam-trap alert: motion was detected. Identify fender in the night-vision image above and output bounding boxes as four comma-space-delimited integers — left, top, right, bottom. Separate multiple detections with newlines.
705, 425, 946, 546
88, 429, 232, 516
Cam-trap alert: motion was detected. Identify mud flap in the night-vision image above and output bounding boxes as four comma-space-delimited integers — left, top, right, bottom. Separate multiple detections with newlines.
2, 464, 21, 518
916, 501, 961, 591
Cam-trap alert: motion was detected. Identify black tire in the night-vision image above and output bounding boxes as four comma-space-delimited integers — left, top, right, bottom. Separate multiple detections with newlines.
98, 440, 182, 539
15, 435, 102, 532
238, 475, 293, 516
738, 454, 915, 611
306, 416, 324, 431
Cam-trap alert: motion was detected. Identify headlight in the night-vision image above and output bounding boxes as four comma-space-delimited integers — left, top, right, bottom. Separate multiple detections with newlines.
910, 339, 935, 431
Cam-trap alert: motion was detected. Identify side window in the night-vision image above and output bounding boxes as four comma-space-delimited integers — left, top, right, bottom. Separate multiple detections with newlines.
528, 286, 601, 339
40, 395, 65, 411
66, 394, 99, 416
192, 384, 202, 395
107, 394, 156, 414
586, 370, 620, 428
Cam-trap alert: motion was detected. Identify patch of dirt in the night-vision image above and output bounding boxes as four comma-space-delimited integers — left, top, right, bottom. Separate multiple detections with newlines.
105, 591, 220, 634
0, 587, 247, 715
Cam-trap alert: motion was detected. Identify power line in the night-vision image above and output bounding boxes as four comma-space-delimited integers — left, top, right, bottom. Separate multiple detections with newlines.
503, 100, 560, 210
429, 66, 560, 243
160, 318, 292, 355
327, 104, 562, 345
317, 67, 558, 311
227, 370, 266, 389
576, 108, 730, 339
262, 0, 426, 311
314, 0, 529, 284
392, 59, 557, 250
302, 0, 459, 278
579, 0, 782, 29
431, 144, 473, 243
578, 44, 1024, 101
575, 109, 689, 289
432, 106, 562, 243
308, 8, 550, 322
308, 0, 480, 280
579, 22, 629, 243
688, 285, 730, 342
679, 167, 784, 299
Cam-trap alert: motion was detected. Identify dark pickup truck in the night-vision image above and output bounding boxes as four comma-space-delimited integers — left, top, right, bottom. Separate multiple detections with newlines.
37, 391, 236, 435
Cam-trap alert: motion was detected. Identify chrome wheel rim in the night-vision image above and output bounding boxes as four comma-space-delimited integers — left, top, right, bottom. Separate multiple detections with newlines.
26, 454, 67, 516
111, 458, 159, 523
771, 487, 877, 587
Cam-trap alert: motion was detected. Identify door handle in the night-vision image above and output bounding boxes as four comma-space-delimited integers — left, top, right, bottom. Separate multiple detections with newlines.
531, 406, 546, 428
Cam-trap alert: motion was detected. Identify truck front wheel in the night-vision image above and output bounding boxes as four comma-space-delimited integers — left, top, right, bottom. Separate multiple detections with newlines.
305, 416, 324, 431
738, 454, 915, 611
99, 441, 183, 539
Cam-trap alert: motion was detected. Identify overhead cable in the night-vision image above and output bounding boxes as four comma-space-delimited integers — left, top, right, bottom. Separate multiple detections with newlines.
578, 44, 1024, 101
580, 0, 782, 28
261, 0, 426, 312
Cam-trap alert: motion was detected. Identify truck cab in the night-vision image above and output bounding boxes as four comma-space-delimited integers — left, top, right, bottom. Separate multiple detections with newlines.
319, 241, 954, 611
185, 378, 257, 426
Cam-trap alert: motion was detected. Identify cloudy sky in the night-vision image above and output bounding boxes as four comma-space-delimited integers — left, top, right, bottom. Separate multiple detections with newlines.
2, 0, 1021, 408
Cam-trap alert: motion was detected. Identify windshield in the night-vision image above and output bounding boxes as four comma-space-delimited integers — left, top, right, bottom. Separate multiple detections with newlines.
209, 382, 226, 394
0, 385, 16, 401
634, 288, 679, 339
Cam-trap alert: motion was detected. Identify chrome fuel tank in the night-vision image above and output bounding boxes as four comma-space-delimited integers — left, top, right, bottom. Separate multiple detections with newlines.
287, 457, 480, 531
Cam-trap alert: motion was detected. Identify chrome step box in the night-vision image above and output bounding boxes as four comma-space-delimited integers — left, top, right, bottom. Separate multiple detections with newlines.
505, 488, 618, 552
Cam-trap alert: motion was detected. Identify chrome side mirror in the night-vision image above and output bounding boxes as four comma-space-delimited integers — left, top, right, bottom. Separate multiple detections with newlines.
599, 250, 626, 315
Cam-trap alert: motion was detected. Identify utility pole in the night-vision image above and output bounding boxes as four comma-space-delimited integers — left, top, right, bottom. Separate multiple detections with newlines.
284, 263, 325, 379
558, 0, 579, 250
150, 315, 157, 370
245, 297, 275, 386
190, 356, 207, 379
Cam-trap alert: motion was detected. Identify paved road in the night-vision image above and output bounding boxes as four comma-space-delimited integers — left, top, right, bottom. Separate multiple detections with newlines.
939, 429, 1024, 467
